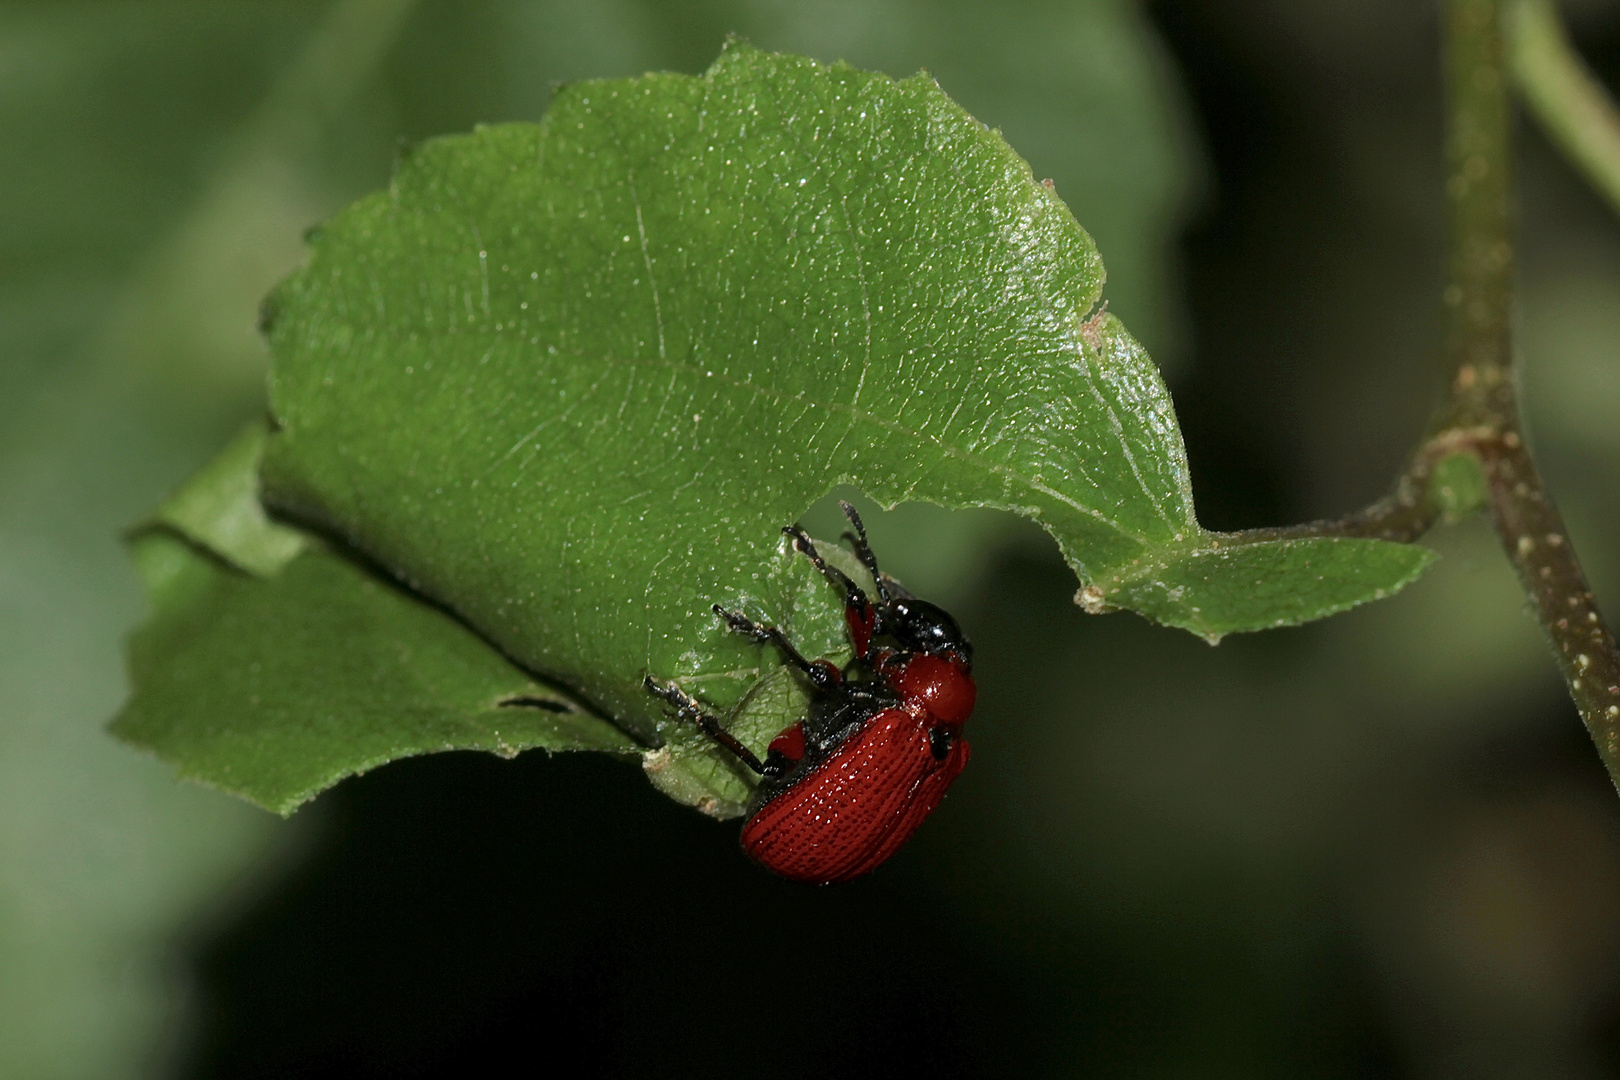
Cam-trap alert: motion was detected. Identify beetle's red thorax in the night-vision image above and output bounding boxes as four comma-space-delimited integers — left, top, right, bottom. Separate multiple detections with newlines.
891, 653, 976, 725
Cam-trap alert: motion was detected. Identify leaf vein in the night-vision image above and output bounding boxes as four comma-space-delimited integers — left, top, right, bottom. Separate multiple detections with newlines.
629, 173, 667, 361
1078, 345, 1179, 534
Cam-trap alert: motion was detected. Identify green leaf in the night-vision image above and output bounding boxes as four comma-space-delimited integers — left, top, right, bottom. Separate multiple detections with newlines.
262, 43, 1429, 703
1093, 535, 1437, 642
115, 419, 873, 816
131, 44, 1434, 814
140, 423, 307, 576
113, 532, 634, 816
112, 424, 633, 815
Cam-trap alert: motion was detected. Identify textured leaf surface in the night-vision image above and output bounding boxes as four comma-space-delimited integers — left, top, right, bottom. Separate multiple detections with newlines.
137, 45, 1432, 813
113, 428, 631, 815
1098, 535, 1435, 642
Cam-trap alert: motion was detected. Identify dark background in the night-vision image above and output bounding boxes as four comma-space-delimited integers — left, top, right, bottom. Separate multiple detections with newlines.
5, 2, 1620, 1077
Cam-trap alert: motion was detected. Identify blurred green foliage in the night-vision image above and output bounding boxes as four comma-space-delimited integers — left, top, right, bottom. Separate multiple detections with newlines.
6, 0, 1620, 1077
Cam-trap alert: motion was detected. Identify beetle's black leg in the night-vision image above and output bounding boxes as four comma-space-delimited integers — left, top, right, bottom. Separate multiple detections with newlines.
784, 522, 886, 664
643, 676, 766, 774
713, 604, 841, 693
837, 501, 891, 604
782, 525, 872, 617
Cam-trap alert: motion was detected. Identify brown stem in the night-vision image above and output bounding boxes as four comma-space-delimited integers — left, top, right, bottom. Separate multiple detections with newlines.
1231, 429, 1481, 544
1226, 0, 1620, 788
1479, 434, 1620, 772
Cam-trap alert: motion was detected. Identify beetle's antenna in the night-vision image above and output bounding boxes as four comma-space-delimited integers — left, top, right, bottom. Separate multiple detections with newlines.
838, 501, 890, 604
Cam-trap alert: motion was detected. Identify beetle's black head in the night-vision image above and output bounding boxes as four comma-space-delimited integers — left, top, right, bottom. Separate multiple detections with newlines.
884, 597, 973, 667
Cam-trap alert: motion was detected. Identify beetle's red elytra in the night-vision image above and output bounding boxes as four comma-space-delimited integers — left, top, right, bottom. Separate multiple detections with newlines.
645, 502, 976, 884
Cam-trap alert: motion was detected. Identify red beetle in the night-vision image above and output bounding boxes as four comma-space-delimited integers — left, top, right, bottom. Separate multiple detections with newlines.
645, 502, 975, 884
